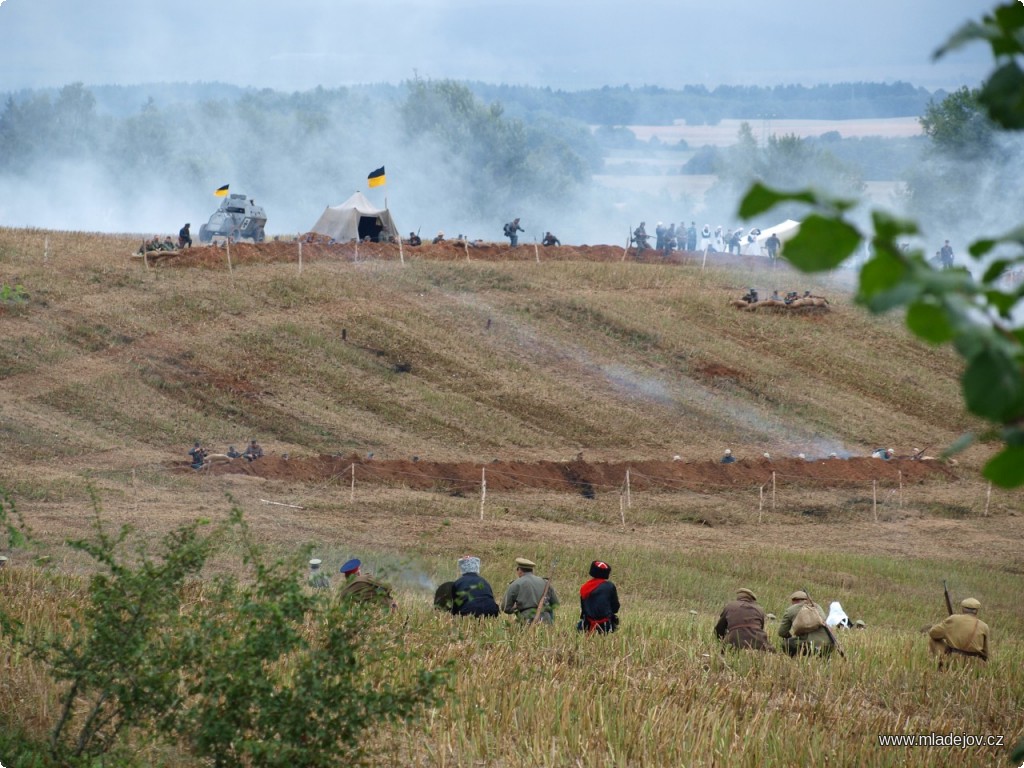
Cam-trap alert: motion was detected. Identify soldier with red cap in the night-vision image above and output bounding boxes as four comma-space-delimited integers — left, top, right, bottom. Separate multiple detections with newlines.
578, 560, 619, 634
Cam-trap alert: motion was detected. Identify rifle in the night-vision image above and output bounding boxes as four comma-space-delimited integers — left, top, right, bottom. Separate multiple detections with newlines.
912, 447, 929, 460
529, 559, 558, 627
804, 586, 845, 659
943, 579, 954, 616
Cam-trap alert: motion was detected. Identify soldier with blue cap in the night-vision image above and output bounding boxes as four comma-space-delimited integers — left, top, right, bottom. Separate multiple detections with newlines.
339, 558, 396, 611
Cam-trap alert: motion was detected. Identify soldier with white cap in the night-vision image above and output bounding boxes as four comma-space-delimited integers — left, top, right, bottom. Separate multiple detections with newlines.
451, 555, 499, 618
720, 449, 736, 464
308, 558, 330, 590
928, 597, 989, 667
0, 555, 8, 568
501, 557, 559, 624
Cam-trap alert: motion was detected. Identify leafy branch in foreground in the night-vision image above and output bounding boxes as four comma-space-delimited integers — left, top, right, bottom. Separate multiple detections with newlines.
0, 491, 449, 767
740, 2, 1024, 488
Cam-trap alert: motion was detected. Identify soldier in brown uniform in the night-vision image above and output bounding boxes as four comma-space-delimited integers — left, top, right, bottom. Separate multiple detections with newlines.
715, 588, 772, 651
338, 558, 397, 612
928, 597, 989, 668
778, 590, 834, 657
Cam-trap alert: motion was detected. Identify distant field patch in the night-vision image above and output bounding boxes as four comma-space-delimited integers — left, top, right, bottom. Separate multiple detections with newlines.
629, 117, 923, 147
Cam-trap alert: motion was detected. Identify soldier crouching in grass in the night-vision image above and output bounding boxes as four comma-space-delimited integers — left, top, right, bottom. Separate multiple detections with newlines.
501, 557, 558, 624
928, 597, 990, 669
778, 590, 834, 657
715, 588, 771, 651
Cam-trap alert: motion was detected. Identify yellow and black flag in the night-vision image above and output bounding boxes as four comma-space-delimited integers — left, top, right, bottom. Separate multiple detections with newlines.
367, 166, 386, 188
214, 184, 230, 197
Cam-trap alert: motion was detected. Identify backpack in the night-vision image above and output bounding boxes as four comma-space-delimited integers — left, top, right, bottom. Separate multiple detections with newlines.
792, 603, 824, 636
503, 223, 512, 237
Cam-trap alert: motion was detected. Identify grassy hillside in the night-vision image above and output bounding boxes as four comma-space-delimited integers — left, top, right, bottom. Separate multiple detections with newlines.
0, 229, 984, 470
1, 229, 1022, 767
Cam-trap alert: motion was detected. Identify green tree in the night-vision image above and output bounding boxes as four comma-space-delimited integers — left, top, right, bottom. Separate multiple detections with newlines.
919, 86, 995, 159
739, 2, 1024, 488
0, 492, 449, 767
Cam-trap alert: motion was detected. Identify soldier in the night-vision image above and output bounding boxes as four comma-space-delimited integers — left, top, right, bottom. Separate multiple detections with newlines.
541, 231, 561, 247
655, 222, 666, 251
578, 560, 619, 634
928, 597, 989, 668
938, 239, 954, 269
407, 231, 422, 246
632, 222, 650, 254
178, 223, 192, 249
720, 449, 736, 464
503, 218, 525, 247
686, 221, 697, 252
778, 590, 834, 657
243, 439, 264, 461
338, 558, 397, 611
0, 555, 8, 569
188, 441, 207, 470
501, 557, 559, 624
451, 555, 500, 618
765, 232, 781, 261
308, 558, 330, 590
226, 445, 242, 459
432, 231, 446, 244
715, 588, 771, 651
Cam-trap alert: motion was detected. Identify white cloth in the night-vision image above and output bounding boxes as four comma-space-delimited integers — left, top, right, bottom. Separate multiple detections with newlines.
826, 601, 850, 628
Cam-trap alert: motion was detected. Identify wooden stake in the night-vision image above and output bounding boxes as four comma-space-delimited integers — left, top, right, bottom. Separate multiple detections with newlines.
534, 243, 540, 263
985, 481, 992, 517
625, 468, 632, 508
771, 471, 776, 511
759, 484, 764, 524
873, 480, 878, 523
899, 470, 903, 508
619, 492, 626, 528
701, 247, 708, 271
350, 463, 355, 504
226, 238, 233, 272
44, 235, 49, 263
464, 239, 470, 262
480, 467, 486, 521
354, 239, 359, 263
399, 237, 405, 265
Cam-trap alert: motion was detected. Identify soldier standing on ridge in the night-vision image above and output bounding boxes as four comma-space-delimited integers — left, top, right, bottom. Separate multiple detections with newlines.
504, 218, 525, 247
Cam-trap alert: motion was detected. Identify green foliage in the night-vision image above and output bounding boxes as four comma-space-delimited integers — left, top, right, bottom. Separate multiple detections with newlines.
738, 4, 1024, 487
0, 490, 449, 767
0, 283, 28, 303
919, 86, 994, 158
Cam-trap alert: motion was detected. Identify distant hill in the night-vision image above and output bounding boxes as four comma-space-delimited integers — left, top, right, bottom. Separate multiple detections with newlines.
0, 229, 991, 502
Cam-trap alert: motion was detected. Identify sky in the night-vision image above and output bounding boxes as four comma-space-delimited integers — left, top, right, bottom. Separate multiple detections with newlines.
0, 0, 996, 93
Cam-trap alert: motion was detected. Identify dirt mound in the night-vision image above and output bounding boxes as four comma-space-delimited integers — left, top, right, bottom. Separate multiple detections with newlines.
137, 240, 787, 270
192, 454, 956, 494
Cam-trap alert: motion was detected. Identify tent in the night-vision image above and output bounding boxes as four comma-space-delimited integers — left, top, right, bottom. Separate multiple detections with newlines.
309, 191, 399, 243
743, 219, 801, 256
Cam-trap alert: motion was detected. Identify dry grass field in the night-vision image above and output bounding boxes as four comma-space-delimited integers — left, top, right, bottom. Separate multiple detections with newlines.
0, 228, 1022, 767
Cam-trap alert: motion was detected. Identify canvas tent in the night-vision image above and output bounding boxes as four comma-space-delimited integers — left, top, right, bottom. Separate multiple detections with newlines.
309, 191, 399, 243
745, 219, 801, 256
